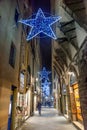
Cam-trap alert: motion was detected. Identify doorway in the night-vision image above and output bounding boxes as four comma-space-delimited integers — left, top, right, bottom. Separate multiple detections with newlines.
7, 95, 13, 130
7, 86, 17, 130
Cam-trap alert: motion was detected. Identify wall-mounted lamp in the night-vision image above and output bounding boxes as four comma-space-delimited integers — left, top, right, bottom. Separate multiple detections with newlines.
36, 78, 38, 81
68, 72, 75, 76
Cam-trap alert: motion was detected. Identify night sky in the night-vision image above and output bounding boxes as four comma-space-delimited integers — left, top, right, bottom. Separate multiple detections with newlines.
31, 0, 51, 71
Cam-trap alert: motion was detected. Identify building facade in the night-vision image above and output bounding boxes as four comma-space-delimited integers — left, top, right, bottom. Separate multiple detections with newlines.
51, 0, 87, 129
0, 0, 42, 130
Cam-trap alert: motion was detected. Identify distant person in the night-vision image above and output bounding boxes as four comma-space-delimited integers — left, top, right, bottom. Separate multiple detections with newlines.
37, 101, 42, 115
48, 101, 51, 108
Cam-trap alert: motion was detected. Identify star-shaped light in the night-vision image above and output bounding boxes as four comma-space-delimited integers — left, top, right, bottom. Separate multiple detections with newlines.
38, 67, 51, 81
41, 80, 51, 87
42, 86, 50, 96
19, 8, 61, 40
41, 80, 51, 97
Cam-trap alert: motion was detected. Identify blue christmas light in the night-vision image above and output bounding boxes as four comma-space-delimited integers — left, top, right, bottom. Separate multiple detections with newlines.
41, 80, 51, 97
19, 8, 61, 40
41, 86, 50, 96
41, 80, 51, 87
42, 86, 50, 96
38, 67, 51, 81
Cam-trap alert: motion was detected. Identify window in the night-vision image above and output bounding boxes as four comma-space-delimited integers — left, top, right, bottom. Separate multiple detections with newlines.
14, 7, 19, 27
9, 42, 16, 68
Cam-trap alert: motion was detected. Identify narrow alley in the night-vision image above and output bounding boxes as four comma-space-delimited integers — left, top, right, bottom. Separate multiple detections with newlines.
1, 0, 87, 130
18, 108, 77, 130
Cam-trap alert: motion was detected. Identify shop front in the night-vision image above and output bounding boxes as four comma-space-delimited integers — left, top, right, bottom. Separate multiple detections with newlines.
70, 82, 82, 122
15, 73, 26, 128
69, 71, 83, 122
72, 83, 83, 122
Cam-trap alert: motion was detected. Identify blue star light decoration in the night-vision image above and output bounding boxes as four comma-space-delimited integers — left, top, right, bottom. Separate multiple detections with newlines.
19, 8, 61, 40
42, 86, 50, 97
41, 80, 51, 87
38, 67, 51, 81
41, 80, 51, 97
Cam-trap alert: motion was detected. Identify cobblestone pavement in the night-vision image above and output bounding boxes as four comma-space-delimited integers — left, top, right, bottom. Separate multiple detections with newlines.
18, 108, 77, 130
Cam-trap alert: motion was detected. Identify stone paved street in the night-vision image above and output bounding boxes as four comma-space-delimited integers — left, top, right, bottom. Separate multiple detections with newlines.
18, 108, 77, 130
